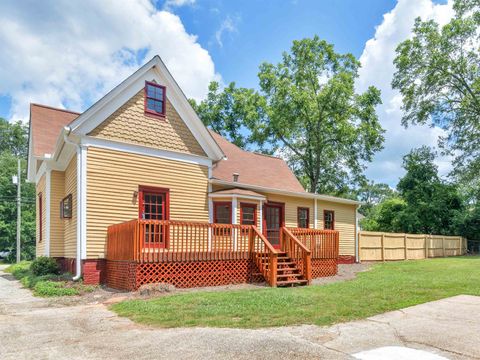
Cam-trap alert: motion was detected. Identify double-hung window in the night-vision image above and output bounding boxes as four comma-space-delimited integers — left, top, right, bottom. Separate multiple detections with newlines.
145, 81, 166, 116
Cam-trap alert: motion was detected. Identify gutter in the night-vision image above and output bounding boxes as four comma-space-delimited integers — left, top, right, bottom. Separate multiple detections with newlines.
63, 127, 82, 281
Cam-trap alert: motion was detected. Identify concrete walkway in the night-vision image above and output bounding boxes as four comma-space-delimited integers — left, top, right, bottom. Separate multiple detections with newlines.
1, 264, 479, 360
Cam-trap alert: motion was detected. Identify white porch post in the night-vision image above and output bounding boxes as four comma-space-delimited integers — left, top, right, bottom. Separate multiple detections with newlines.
232, 196, 238, 251
314, 198, 318, 229
259, 200, 263, 233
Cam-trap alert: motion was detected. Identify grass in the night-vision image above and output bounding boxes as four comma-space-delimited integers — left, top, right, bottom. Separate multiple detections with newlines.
5, 261, 95, 297
111, 257, 480, 328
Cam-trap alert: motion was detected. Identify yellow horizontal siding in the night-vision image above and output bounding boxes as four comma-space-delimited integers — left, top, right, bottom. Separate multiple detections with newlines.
265, 194, 315, 229
88, 90, 206, 157
64, 156, 77, 258
317, 201, 356, 256
86, 146, 209, 259
36, 175, 46, 257
50, 171, 65, 257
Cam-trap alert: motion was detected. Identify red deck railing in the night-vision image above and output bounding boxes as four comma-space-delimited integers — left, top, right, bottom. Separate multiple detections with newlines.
288, 228, 339, 259
281, 227, 312, 284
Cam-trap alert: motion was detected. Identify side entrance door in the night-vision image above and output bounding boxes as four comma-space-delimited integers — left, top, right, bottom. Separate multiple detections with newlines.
263, 203, 284, 249
138, 186, 169, 248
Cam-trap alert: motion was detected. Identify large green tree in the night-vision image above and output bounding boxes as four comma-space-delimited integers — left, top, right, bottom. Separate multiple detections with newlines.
193, 36, 385, 195
392, 0, 480, 186
0, 118, 36, 261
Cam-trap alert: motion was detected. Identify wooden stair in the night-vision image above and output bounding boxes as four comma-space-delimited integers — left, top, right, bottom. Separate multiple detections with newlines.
255, 252, 308, 287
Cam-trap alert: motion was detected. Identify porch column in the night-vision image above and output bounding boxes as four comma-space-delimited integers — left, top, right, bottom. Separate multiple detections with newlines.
259, 200, 263, 233
314, 198, 318, 229
45, 167, 51, 256
232, 196, 238, 251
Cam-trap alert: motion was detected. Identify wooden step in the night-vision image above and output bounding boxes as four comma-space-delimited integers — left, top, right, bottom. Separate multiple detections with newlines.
277, 273, 302, 279
277, 279, 308, 286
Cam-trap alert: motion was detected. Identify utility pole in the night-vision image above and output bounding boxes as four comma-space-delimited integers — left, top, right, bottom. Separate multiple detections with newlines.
16, 158, 21, 263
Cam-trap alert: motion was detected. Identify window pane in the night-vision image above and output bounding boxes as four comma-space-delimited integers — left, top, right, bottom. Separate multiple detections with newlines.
216, 204, 231, 224
241, 206, 255, 225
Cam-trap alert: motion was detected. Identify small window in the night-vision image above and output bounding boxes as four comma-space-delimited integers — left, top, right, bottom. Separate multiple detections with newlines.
240, 203, 256, 226
38, 193, 43, 242
324, 210, 335, 230
145, 81, 166, 116
297, 207, 309, 228
214, 202, 231, 224
60, 194, 73, 219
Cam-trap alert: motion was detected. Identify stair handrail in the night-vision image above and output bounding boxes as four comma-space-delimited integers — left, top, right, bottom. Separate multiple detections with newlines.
281, 227, 312, 284
250, 226, 278, 287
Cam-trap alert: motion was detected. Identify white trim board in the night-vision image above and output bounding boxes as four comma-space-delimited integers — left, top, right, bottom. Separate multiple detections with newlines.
81, 136, 213, 168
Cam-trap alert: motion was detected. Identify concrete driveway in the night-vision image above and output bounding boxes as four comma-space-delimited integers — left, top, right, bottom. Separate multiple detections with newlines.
1, 264, 479, 360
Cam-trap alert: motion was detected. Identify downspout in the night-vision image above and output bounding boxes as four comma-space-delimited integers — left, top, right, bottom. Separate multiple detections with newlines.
63, 127, 82, 281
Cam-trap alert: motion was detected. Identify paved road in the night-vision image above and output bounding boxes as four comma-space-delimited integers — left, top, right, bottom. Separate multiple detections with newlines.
1, 264, 479, 359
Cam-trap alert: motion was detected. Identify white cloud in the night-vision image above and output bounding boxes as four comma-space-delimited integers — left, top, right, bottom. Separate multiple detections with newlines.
215, 15, 239, 47
0, 0, 218, 121
356, 0, 455, 186
163, 0, 195, 10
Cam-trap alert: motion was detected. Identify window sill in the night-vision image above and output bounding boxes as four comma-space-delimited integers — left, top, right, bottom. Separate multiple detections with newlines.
145, 110, 166, 120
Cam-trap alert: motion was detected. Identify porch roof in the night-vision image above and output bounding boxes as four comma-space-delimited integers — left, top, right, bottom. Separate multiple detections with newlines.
209, 188, 266, 200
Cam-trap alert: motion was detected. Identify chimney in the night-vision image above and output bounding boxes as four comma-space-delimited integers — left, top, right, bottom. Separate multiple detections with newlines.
233, 173, 239, 182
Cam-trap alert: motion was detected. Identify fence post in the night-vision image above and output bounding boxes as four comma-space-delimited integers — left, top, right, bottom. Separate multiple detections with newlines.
404, 234, 408, 260
424, 235, 428, 259
442, 236, 446, 257
381, 233, 385, 262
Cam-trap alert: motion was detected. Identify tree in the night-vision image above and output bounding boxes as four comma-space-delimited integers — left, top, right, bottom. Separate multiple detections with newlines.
193, 36, 385, 195
356, 180, 396, 216
0, 118, 36, 261
392, 0, 480, 185
360, 197, 407, 232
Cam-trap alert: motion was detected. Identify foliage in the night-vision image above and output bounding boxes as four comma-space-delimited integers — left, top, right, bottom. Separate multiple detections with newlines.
0, 118, 36, 261
392, 0, 480, 186
356, 180, 396, 216
30, 256, 60, 276
361, 147, 465, 235
193, 36, 385, 194
112, 257, 480, 328
5, 261, 95, 297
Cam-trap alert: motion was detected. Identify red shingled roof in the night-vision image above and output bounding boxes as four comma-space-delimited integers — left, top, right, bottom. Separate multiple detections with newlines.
30, 104, 80, 157
210, 131, 306, 193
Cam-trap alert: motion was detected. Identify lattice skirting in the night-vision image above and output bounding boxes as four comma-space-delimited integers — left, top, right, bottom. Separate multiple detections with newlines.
312, 258, 337, 278
106, 258, 338, 291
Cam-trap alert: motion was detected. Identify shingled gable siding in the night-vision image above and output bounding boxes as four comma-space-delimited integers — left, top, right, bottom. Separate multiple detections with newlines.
86, 146, 209, 259
50, 170, 65, 257
87, 90, 206, 157
63, 156, 77, 258
36, 175, 46, 257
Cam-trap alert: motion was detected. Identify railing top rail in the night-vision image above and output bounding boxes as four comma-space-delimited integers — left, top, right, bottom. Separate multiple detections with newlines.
282, 227, 311, 254
252, 226, 278, 254
288, 227, 339, 234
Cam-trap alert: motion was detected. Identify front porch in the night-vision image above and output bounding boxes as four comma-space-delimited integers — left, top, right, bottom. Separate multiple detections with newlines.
106, 220, 339, 290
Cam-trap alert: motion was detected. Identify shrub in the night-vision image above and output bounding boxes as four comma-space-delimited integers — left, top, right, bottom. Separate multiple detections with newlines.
33, 281, 79, 297
5, 261, 31, 279
31, 257, 60, 276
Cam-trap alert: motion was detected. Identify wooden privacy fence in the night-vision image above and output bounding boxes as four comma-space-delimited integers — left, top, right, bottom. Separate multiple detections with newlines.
359, 231, 467, 261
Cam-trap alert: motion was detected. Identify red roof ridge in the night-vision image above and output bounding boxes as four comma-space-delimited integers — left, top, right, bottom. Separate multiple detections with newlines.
31, 103, 82, 115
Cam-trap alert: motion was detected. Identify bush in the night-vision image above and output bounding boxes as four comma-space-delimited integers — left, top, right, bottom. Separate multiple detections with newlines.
33, 281, 79, 297
5, 261, 31, 278
30, 257, 60, 276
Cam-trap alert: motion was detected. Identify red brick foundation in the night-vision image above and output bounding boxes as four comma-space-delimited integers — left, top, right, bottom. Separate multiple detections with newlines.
337, 255, 356, 264
55, 258, 106, 285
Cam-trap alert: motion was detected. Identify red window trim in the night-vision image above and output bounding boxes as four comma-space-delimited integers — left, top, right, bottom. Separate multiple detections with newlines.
144, 81, 166, 118
138, 185, 170, 248
213, 201, 232, 224
323, 209, 335, 230
240, 202, 257, 226
297, 207, 310, 228
262, 201, 285, 235
38, 193, 43, 242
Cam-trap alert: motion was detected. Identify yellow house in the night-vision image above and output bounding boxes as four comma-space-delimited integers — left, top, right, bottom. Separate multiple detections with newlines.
28, 56, 360, 289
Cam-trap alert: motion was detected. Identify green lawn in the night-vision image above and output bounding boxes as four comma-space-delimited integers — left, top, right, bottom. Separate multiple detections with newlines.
111, 257, 480, 328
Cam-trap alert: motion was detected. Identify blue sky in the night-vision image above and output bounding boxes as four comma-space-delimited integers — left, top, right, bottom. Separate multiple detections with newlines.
0, 0, 453, 187
169, 0, 396, 89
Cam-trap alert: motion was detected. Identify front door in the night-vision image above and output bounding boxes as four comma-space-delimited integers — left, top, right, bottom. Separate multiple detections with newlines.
264, 203, 283, 248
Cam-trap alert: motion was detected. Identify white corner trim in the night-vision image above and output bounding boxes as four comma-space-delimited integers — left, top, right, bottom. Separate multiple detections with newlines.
314, 198, 318, 229
35, 161, 47, 183
44, 168, 51, 256
355, 204, 359, 263
81, 136, 213, 168
80, 145, 87, 260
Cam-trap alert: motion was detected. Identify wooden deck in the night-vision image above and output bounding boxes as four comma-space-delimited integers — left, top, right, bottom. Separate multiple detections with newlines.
106, 220, 339, 290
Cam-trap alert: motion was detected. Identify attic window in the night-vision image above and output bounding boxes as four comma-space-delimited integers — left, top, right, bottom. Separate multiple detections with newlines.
145, 81, 166, 116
